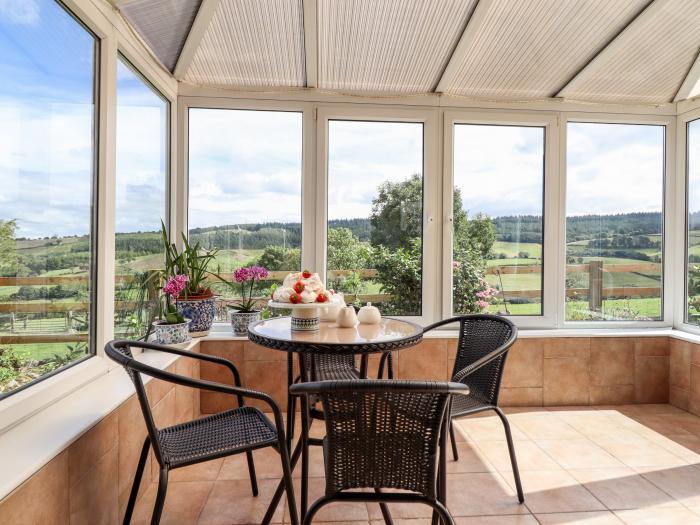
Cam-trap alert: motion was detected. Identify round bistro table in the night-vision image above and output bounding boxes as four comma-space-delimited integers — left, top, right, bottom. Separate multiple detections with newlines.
248, 316, 424, 524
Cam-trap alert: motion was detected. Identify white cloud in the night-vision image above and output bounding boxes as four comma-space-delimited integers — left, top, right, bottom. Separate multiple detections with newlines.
0, 0, 39, 26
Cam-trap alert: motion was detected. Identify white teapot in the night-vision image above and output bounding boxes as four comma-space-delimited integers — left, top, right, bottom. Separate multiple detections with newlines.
357, 302, 381, 325
336, 305, 359, 328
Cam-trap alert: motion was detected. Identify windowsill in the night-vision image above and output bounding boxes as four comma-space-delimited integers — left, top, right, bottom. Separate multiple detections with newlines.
0, 340, 199, 502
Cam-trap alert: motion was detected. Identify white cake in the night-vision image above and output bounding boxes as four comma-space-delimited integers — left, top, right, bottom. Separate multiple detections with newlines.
272, 271, 333, 304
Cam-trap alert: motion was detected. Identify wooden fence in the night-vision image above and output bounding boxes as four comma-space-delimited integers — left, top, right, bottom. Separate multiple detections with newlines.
0, 262, 661, 344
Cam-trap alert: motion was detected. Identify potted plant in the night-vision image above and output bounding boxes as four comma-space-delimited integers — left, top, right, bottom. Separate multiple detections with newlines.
225, 265, 269, 335
152, 274, 192, 345
156, 222, 219, 337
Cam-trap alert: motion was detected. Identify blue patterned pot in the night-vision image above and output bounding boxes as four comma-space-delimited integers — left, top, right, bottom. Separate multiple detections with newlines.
176, 296, 216, 337
229, 309, 261, 336
152, 319, 192, 345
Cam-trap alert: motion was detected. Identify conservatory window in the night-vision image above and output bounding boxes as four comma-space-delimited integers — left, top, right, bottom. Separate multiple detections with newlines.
326, 119, 424, 317
566, 122, 665, 322
187, 108, 303, 317
452, 123, 545, 316
0, 0, 98, 396
687, 118, 700, 325
114, 56, 169, 338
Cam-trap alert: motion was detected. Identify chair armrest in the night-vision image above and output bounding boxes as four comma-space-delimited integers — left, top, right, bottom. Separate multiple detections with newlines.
115, 339, 243, 387
452, 345, 511, 384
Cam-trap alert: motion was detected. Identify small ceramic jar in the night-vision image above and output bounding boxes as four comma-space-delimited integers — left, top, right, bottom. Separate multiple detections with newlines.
357, 302, 381, 324
336, 305, 359, 327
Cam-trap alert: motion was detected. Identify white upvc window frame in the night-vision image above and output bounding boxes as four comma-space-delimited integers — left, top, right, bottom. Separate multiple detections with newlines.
442, 110, 559, 328
675, 106, 700, 333
177, 96, 316, 322
316, 105, 440, 326
559, 112, 676, 329
0, 0, 177, 432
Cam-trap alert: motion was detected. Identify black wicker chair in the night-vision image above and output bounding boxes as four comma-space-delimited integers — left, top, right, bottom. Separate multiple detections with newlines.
423, 314, 522, 503
105, 340, 298, 525
290, 379, 470, 525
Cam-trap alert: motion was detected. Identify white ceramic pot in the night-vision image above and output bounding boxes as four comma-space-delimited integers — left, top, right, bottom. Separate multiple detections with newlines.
152, 319, 192, 345
336, 305, 359, 328
358, 302, 381, 324
230, 309, 261, 336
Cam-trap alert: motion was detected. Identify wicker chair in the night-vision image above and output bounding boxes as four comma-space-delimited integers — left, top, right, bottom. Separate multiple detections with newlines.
423, 314, 523, 503
105, 340, 298, 525
290, 379, 470, 525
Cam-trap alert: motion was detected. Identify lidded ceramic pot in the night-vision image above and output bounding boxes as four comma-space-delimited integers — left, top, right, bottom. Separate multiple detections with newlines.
336, 305, 359, 328
357, 302, 381, 325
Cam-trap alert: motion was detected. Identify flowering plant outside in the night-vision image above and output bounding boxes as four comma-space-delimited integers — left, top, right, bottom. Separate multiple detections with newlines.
452, 255, 500, 314
161, 274, 189, 324
227, 265, 270, 312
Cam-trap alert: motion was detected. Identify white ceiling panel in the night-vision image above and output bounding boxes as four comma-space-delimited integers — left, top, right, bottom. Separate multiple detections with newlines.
184, 0, 305, 88
443, 0, 649, 100
119, 0, 202, 71
560, 0, 700, 104
318, 0, 477, 93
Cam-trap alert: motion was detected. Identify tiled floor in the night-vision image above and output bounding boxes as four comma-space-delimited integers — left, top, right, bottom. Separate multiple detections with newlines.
130, 404, 700, 524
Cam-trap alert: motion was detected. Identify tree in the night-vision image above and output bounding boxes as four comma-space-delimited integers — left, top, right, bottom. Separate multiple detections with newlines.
0, 220, 19, 277
372, 239, 422, 315
327, 228, 369, 271
257, 246, 300, 271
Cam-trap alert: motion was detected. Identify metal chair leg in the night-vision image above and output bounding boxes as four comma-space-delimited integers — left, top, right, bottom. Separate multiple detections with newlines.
449, 419, 459, 461
494, 407, 524, 503
301, 495, 333, 525
245, 450, 259, 496
151, 468, 169, 525
123, 437, 150, 525
279, 442, 300, 525
428, 499, 456, 525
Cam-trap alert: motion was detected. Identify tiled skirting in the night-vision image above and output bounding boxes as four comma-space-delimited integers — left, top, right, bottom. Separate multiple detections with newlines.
0, 356, 200, 524
669, 338, 700, 415
199, 336, 671, 412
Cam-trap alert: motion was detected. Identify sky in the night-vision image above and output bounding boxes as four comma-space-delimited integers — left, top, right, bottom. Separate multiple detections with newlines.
0, 0, 671, 240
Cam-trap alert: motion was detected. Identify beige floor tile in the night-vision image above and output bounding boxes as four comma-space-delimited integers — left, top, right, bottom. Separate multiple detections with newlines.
567, 467, 679, 510
169, 458, 224, 482
198, 479, 286, 524
535, 440, 623, 469
506, 470, 605, 514
535, 511, 624, 524
454, 516, 539, 525
455, 414, 528, 442
614, 506, 700, 524
441, 472, 528, 517
651, 434, 700, 463
131, 481, 213, 525
590, 433, 687, 468
475, 440, 561, 472
637, 464, 700, 508
283, 477, 369, 523
445, 442, 496, 473
509, 413, 583, 441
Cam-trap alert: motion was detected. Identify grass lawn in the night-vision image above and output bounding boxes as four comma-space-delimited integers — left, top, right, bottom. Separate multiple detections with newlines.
493, 241, 541, 259
6, 342, 82, 361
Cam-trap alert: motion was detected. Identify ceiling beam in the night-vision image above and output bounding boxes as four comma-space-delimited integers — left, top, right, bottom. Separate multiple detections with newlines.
555, 0, 664, 98
674, 47, 700, 101
302, 0, 318, 88
435, 0, 493, 94
173, 0, 220, 80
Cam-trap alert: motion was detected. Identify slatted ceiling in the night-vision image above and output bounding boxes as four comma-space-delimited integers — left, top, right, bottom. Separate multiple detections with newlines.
119, 0, 202, 71
184, 0, 305, 88
317, 0, 477, 93
562, 0, 700, 104
443, 0, 650, 100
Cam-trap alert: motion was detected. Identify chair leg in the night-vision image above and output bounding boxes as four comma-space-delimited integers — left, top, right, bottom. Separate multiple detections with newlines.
150, 468, 169, 525
123, 437, 150, 525
449, 420, 459, 461
279, 442, 300, 525
494, 407, 524, 503
245, 450, 259, 496
302, 496, 333, 525
428, 499, 456, 525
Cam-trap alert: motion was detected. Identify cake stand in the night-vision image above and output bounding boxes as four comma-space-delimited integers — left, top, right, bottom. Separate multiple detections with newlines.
268, 300, 323, 331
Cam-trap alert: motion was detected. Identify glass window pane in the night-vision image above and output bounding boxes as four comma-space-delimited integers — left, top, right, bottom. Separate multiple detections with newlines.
687, 119, 700, 324
114, 57, 168, 338
188, 109, 302, 318
0, 0, 97, 396
327, 120, 424, 316
452, 124, 544, 316
566, 122, 664, 321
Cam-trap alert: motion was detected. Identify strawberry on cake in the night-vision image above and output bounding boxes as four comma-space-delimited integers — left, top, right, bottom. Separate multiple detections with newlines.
272, 270, 333, 304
